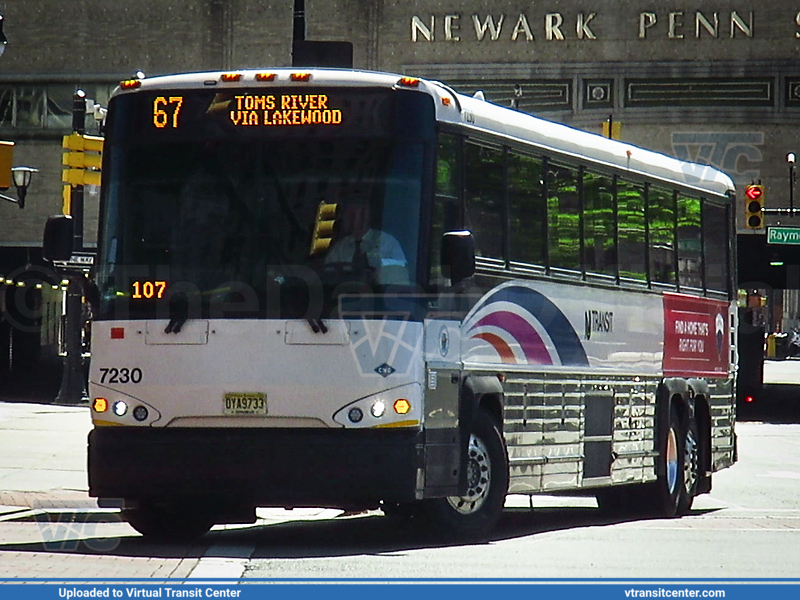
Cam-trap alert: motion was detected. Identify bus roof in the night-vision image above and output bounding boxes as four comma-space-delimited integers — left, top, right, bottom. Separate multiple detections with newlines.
116, 68, 735, 199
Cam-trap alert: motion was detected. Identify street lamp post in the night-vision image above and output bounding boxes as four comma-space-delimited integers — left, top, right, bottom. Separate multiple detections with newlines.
55, 90, 89, 405
11, 166, 38, 208
788, 153, 796, 212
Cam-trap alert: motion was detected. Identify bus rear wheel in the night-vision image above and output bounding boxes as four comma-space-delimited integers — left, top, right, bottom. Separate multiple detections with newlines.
122, 503, 214, 540
640, 404, 698, 518
423, 408, 508, 539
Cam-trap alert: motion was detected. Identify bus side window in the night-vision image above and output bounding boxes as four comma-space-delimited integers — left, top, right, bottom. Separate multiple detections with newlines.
617, 179, 646, 282
703, 200, 729, 294
508, 152, 545, 267
649, 186, 677, 286
583, 171, 616, 277
678, 194, 703, 289
464, 141, 504, 260
430, 134, 461, 285
547, 163, 581, 271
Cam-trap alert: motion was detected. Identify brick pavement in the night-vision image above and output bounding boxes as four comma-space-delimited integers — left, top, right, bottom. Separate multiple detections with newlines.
0, 401, 204, 581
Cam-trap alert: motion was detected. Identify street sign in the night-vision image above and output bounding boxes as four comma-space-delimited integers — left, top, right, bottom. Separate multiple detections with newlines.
767, 226, 800, 245
54, 251, 95, 271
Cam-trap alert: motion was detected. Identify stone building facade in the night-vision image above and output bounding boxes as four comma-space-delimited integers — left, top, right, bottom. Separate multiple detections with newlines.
0, 0, 798, 365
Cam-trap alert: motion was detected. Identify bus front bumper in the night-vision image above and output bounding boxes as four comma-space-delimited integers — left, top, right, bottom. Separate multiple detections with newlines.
88, 426, 427, 509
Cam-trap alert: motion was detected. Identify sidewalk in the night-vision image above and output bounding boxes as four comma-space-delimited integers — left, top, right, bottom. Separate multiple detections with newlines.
0, 400, 207, 580
0, 400, 93, 512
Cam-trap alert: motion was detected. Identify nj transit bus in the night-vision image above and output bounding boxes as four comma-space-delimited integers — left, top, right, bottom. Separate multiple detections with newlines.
44, 69, 737, 539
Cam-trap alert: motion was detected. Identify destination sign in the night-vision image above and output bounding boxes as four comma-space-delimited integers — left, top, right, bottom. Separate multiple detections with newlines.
151, 94, 343, 129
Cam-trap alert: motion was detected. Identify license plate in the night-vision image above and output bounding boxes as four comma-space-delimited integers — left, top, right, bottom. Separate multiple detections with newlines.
223, 392, 267, 416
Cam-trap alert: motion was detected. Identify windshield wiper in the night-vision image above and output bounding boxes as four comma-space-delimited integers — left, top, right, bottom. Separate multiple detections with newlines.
165, 295, 189, 334
306, 318, 328, 334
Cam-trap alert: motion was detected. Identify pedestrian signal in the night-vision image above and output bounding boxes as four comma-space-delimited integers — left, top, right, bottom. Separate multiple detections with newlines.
744, 184, 764, 229
309, 201, 338, 255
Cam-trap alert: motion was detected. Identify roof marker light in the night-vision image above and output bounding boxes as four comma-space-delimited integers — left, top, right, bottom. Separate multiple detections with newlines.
290, 73, 311, 82
110, 327, 125, 340
442, 97, 452, 106
221, 73, 242, 82
398, 77, 420, 88
256, 73, 276, 82
120, 79, 141, 90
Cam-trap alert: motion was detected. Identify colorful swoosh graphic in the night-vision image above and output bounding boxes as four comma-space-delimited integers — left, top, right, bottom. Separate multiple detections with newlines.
465, 285, 589, 366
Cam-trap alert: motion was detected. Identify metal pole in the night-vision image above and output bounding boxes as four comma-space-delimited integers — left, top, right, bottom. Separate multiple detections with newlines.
55, 90, 88, 405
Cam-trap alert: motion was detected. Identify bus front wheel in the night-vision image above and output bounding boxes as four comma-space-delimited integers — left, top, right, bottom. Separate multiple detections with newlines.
423, 408, 508, 539
122, 503, 214, 540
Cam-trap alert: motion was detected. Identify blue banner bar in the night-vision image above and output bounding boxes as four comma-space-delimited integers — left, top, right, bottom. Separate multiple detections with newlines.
0, 583, 798, 600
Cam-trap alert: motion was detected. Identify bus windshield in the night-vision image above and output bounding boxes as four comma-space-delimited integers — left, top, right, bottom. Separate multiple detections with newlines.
96, 88, 433, 320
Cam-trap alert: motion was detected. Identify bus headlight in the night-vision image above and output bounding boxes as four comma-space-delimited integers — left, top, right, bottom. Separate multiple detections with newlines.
348, 407, 364, 423
370, 400, 386, 418
333, 383, 421, 428
133, 405, 149, 422
113, 401, 128, 416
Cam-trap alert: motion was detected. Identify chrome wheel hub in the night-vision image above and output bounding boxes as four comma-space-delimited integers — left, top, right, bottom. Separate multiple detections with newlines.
666, 427, 679, 495
446, 433, 491, 515
683, 428, 698, 495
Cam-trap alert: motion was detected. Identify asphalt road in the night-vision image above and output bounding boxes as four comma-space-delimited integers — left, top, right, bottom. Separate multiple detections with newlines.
1, 399, 800, 581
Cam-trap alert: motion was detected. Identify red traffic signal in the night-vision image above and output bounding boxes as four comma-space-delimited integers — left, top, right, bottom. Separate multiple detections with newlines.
745, 185, 763, 200
744, 184, 764, 229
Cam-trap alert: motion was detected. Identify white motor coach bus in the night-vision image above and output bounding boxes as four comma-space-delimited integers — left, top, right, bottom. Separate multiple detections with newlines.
44, 68, 737, 539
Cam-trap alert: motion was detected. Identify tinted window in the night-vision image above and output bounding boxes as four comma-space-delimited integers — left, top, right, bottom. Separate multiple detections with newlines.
649, 186, 677, 285
617, 180, 646, 281
704, 201, 729, 293
431, 134, 461, 284
508, 152, 545, 266
678, 194, 703, 289
583, 172, 616, 276
547, 164, 580, 270
465, 142, 504, 259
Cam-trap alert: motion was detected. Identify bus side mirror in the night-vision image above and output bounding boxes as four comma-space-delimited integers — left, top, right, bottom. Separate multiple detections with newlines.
43, 215, 74, 262
441, 230, 475, 285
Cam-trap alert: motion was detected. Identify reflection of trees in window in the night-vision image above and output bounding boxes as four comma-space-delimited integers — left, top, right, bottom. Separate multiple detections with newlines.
583, 172, 615, 276
704, 201, 728, 293
547, 164, 580, 270
617, 180, 646, 281
465, 141, 503, 259
649, 186, 676, 285
508, 152, 544, 266
678, 195, 703, 289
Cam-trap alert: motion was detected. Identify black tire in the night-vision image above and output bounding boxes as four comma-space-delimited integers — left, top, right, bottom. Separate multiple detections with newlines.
422, 408, 508, 539
122, 503, 214, 540
639, 404, 698, 518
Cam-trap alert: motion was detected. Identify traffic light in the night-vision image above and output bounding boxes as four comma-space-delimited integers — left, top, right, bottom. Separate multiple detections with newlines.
0, 141, 13, 190
309, 201, 338, 255
744, 184, 764, 229
62, 132, 103, 213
